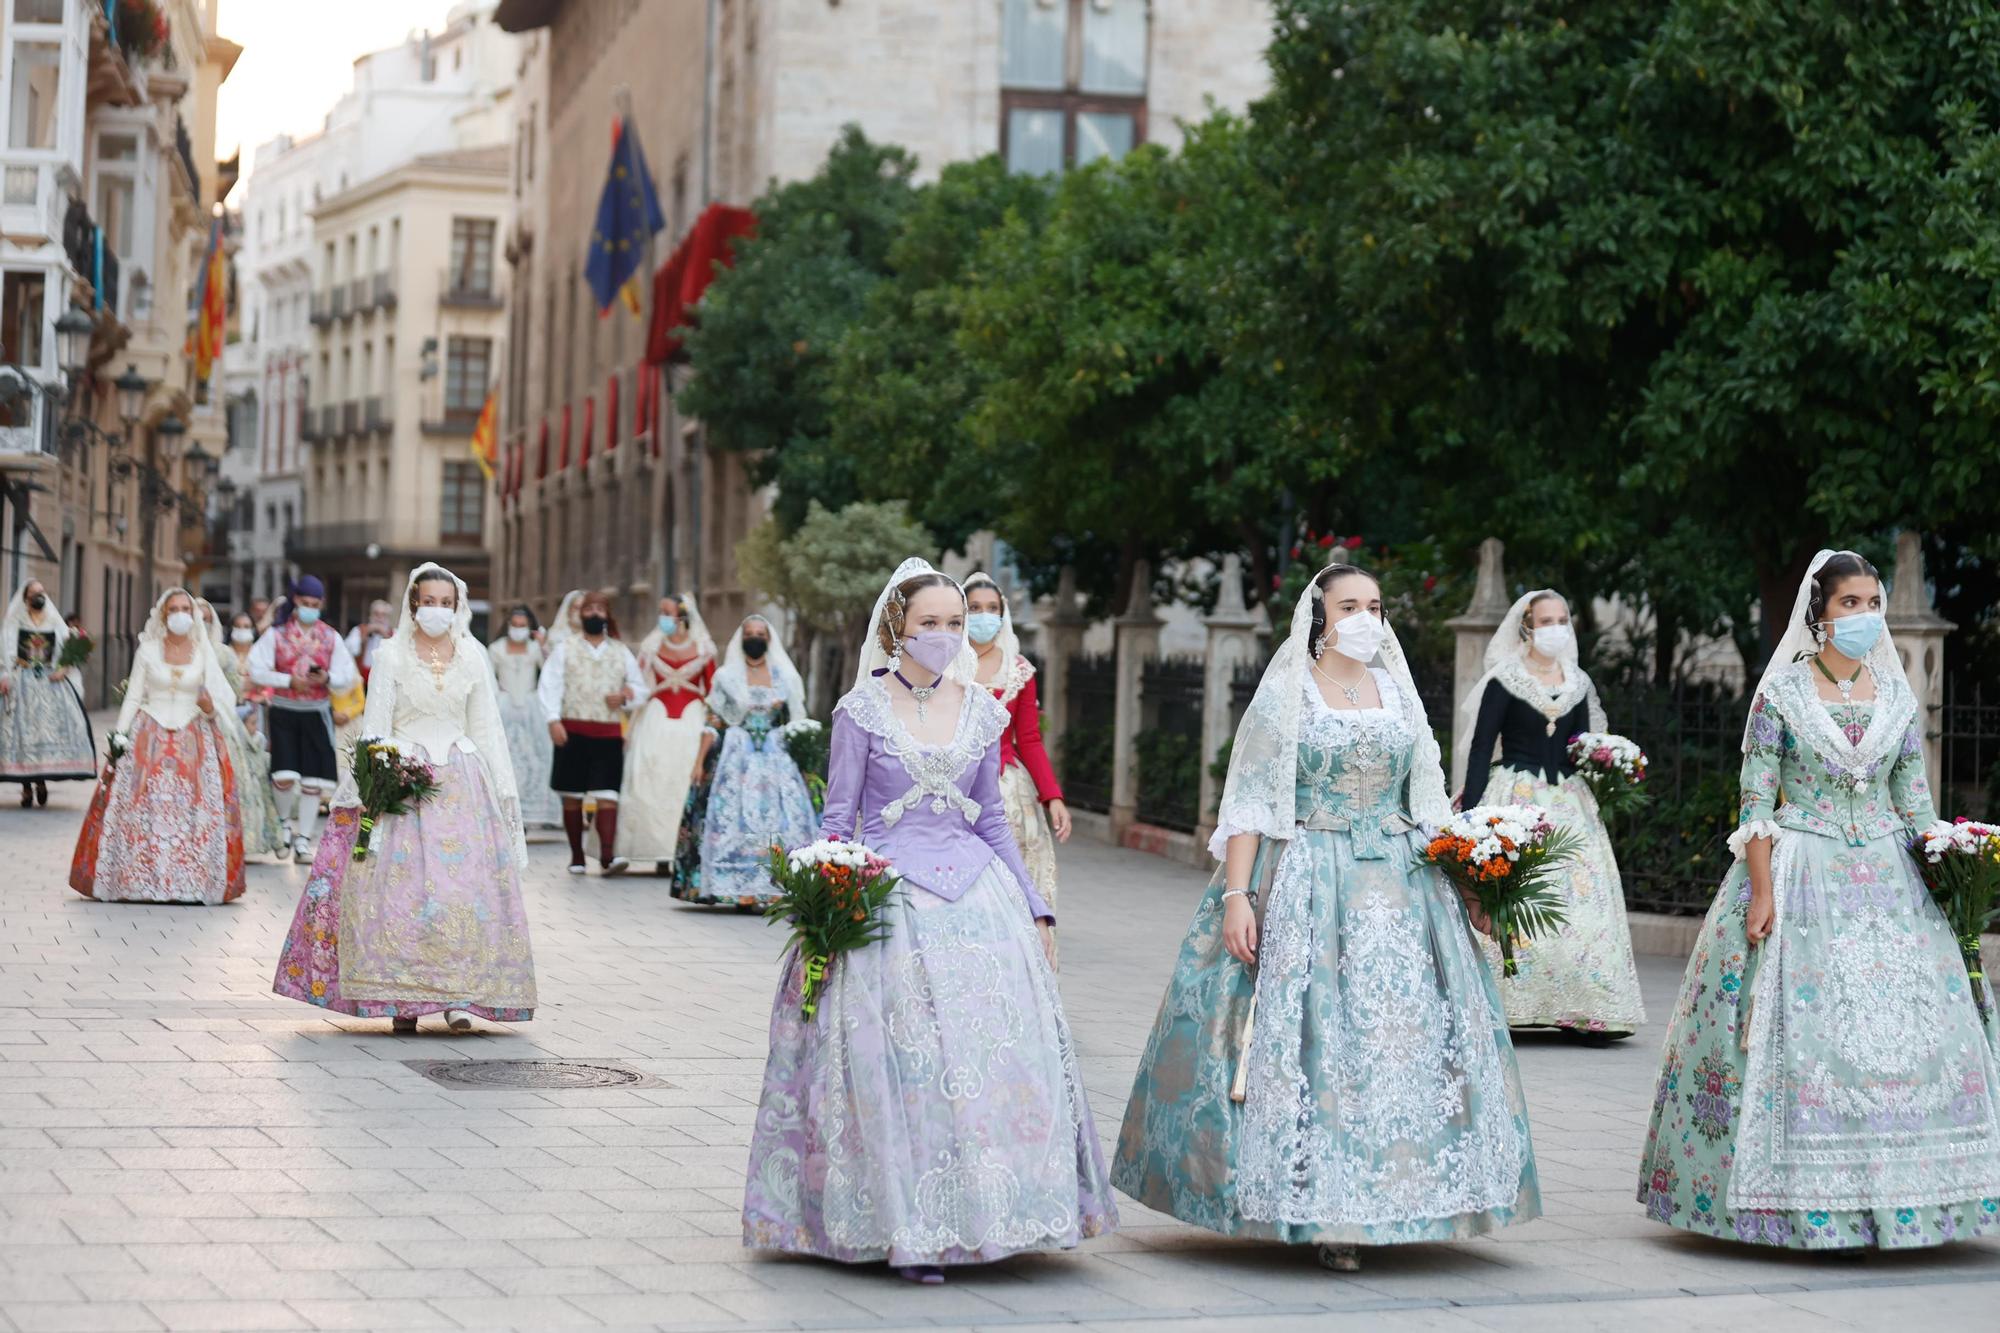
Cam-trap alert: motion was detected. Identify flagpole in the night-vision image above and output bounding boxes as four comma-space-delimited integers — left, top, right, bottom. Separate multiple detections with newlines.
610, 83, 671, 606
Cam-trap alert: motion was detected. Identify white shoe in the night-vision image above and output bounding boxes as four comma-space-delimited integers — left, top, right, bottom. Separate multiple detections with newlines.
292, 835, 313, 861
444, 1009, 473, 1033
567, 863, 587, 876
603, 857, 630, 876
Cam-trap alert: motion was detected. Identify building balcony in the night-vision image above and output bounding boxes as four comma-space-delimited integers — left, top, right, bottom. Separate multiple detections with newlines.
319, 405, 338, 438
329, 286, 348, 320
439, 270, 502, 309
0, 392, 60, 470
310, 292, 333, 327
286, 521, 382, 561
420, 406, 482, 438
371, 272, 397, 309
1, 159, 75, 249
173, 115, 199, 209
365, 397, 392, 434
300, 414, 320, 444
341, 400, 360, 435
85, 0, 149, 112
348, 277, 369, 315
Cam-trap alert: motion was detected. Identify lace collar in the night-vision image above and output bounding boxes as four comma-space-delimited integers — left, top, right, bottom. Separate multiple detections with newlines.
1492, 653, 1591, 721
1301, 667, 1401, 717
1763, 659, 1915, 782
836, 677, 1008, 827
978, 653, 1035, 706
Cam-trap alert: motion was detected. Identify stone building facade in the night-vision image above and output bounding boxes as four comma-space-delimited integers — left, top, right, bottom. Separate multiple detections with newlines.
489, 0, 1273, 636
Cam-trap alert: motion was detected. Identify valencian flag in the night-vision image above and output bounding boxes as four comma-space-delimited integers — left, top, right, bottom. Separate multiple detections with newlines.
185, 215, 226, 383
469, 389, 498, 482
585, 115, 666, 317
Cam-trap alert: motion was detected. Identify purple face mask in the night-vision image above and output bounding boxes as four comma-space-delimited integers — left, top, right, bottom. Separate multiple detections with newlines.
901, 630, 962, 674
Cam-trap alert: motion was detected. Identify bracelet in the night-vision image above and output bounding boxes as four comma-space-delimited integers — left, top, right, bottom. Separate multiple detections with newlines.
1220, 888, 1256, 904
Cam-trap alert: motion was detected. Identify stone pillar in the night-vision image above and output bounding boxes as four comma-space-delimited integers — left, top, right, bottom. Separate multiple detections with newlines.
1444, 538, 1510, 787
1036, 565, 1086, 759
1887, 529, 1954, 795
1110, 560, 1162, 839
1197, 553, 1262, 852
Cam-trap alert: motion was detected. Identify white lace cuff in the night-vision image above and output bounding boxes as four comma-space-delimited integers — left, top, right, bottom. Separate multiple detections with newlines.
1726, 818, 1782, 860
1206, 817, 1288, 863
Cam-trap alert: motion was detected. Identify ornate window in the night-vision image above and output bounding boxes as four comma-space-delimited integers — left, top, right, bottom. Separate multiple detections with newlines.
1001, 0, 1148, 174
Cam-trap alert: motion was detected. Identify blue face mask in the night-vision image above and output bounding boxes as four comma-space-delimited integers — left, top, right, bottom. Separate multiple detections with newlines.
295, 607, 320, 626
966, 612, 1003, 645
658, 614, 679, 635
1826, 611, 1883, 658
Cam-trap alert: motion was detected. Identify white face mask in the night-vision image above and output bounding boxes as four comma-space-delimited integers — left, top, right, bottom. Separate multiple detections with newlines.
1531, 624, 1573, 657
231, 627, 255, 645
1328, 610, 1384, 663
164, 611, 194, 638
414, 605, 455, 638
507, 625, 531, 643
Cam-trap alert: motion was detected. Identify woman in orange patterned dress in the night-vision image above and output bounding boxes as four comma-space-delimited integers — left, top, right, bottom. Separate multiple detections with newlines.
69, 588, 245, 904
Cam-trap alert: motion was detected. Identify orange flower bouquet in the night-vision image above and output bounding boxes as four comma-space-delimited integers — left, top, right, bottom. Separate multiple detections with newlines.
1425, 805, 1579, 976
763, 838, 902, 1020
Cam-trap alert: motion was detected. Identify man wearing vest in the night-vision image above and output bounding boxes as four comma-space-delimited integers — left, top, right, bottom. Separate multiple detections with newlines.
537, 590, 644, 875
247, 575, 360, 860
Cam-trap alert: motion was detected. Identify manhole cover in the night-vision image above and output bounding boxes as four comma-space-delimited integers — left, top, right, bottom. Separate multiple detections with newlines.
406, 1059, 661, 1090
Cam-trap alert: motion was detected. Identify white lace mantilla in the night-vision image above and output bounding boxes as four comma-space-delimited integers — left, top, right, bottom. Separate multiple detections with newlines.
1757, 660, 1914, 792
836, 679, 1006, 829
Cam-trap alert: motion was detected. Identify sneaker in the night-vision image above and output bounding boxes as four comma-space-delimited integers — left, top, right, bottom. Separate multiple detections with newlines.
567, 863, 587, 876
603, 857, 630, 876
292, 835, 313, 861
444, 1009, 473, 1033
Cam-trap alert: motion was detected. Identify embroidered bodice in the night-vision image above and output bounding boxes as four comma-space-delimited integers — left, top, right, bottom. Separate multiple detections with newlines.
488, 640, 544, 704
823, 679, 1050, 919
560, 639, 634, 723
1737, 664, 1935, 850
716, 682, 789, 745
115, 640, 233, 733
1293, 670, 1418, 860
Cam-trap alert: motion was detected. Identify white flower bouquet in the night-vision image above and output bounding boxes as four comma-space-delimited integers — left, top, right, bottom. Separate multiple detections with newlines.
1566, 731, 1649, 814
1911, 818, 2000, 1019
763, 838, 902, 1020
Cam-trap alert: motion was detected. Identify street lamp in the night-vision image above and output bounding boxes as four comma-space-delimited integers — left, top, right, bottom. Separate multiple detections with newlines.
185, 440, 213, 474
155, 414, 185, 462
114, 365, 148, 435
54, 306, 93, 380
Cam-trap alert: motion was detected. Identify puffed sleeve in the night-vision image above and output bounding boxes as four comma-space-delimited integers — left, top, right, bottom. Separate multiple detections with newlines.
1458, 679, 1509, 809
1889, 719, 1939, 829
970, 737, 1052, 922
113, 644, 149, 737
818, 708, 867, 843
1727, 689, 1785, 859
1009, 674, 1064, 804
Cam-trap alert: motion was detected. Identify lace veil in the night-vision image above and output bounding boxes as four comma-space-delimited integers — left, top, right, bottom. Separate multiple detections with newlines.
135, 587, 234, 710
959, 570, 1033, 697
1, 581, 67, 659
1451, 588, 1603, 792
547, 590, 584, 647
638, 590, 716, 665
1211, 559, 1451, 861
714, 614, 807, 725
850, 556, 964, 693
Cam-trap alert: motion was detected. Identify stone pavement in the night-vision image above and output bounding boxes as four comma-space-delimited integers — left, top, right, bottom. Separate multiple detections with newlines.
0, 781, 1995, 1333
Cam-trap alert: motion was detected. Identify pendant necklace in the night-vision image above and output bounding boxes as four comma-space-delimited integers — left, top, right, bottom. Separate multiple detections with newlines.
893, 670, 937, 726
420, 642, 450, 689
1812, 654, 1866, 702
1312, 659, 1364, 707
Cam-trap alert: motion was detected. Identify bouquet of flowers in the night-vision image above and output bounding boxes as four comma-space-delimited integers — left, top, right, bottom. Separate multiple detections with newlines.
348, 739, 440, 861
1567, 731, 1648, 814
783, 717, 829, 812
1911, 818, 2000, 1020
55, 632, 92, 671
1425, 805, 1580, 976
105, 730, 130, 768
763, 838, 901, 1020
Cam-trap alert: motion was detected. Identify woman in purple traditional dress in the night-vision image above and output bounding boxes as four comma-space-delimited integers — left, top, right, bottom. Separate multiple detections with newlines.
741, 558, 1117, 1282
273, 563, 536, 1033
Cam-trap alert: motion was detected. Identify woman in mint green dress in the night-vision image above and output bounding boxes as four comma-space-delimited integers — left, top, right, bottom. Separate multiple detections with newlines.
1638, 549, 2000, 1249
1114, 562, 1540, 1273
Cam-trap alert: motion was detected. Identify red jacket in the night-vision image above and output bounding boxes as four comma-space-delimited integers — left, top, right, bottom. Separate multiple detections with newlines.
988, 662, 1062, 804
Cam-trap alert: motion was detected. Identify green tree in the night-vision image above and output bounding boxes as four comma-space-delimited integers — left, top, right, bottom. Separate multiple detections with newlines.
1259, 0, 2000, 671
680, 127, 918, 528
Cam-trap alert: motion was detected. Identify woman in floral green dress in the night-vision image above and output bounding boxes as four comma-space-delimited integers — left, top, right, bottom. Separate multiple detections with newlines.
1638, 550, 2000, 1250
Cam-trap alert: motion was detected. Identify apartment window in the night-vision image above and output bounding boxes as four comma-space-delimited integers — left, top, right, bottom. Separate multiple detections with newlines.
1001, 0, 1148, 174
449, 217, 496, 296
444, 336, 491, 416
439, 460, 484, 544
8, 41, 61, 150
94, 134, 138, 259
13, 1, 66, 21
0, 269, 43, 426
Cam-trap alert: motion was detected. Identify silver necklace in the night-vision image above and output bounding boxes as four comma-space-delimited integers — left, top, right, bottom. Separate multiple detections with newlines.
1312, 659, 1365, 706
893, 669, 937, 725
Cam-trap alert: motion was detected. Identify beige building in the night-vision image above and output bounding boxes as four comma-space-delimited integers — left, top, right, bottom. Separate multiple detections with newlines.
489, 0, 1272, 636
294, 144, 509, 629
0, 0, 238, 705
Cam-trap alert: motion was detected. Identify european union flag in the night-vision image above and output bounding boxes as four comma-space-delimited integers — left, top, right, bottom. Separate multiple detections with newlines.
585, 116, 666, 316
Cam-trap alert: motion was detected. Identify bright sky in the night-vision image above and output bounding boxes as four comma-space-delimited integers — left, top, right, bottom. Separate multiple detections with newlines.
215, 0, 466, 199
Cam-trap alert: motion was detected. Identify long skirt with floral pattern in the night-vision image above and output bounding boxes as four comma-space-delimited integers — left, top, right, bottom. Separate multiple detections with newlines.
1477, 765, 1646, 1033
1, 669, 96, 781
666, 748, 715, 901
742, 859, 1118, 1264
999, 761, 1063, 966
1637, 837, 2000, 1249
217, 706, 284, 858
272, 750, 536, 1021
1114, 831, 1541, 1245
697, 726, 815, 905
69, 714, 244, 904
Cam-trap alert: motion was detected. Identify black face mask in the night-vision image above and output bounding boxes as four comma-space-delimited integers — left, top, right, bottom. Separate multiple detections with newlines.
26, 595, 45, 610
581, 614, 608, 636
742, 638, 768, 661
